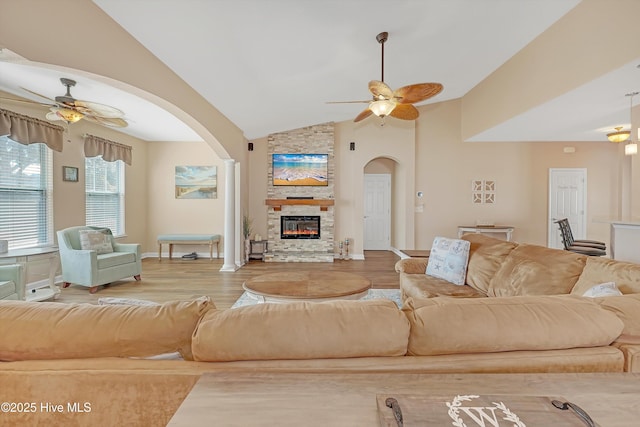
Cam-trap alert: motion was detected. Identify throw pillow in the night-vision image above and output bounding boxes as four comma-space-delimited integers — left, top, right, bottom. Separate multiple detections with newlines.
78, 229, 113, 254
426, 236, 471, 286
583, 282, 623, 298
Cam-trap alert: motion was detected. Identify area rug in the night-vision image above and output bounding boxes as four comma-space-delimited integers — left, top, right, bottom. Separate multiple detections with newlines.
231, 288, 402, 309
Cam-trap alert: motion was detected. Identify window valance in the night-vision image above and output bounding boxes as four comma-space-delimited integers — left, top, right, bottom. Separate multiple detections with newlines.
83, 134, 132, 165
0, 108, 64, 152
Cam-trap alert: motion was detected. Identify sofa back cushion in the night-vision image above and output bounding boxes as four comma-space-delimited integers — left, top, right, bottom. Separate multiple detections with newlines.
592, 294, 640, 344
572, 257, 640, 296
0, 297, 213, 361
403, 296, 623, 356
192, 299, 410, 362
461, 234, 517, 293
488, 244, 586, 296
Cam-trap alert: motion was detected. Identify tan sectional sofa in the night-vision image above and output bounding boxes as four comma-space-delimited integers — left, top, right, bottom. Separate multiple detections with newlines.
0, 282, 638, 426
396, 233, 640, 373
396, 233, 640, 299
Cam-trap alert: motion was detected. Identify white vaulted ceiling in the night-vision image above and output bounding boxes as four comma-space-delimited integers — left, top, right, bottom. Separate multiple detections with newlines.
0, 0, 638, 142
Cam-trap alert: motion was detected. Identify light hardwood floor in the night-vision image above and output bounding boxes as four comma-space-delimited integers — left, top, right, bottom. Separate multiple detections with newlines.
53, 250, 401, 309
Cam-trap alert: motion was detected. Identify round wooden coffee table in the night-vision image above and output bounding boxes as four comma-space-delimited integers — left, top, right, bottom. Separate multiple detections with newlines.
243, 271, 371, 303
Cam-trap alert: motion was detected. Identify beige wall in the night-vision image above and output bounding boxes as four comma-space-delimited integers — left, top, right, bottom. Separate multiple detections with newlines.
2, 95, 230, 257
146, 142, 226, 255
247, 97, 621, 257
2, 93, 625, 261
417, 99, 620, 248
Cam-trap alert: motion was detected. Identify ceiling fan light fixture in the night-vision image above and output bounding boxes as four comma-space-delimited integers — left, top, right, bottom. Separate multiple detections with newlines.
369, 99, 396, 117
607, 127, 630, 143
54, 108, 83, 124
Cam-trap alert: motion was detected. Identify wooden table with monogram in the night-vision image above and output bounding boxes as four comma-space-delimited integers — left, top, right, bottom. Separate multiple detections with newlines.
242, 271, 371, 302
168, 372, 640, 426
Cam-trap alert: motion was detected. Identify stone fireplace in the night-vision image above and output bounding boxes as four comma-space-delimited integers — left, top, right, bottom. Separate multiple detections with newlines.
264, 123, 334, 262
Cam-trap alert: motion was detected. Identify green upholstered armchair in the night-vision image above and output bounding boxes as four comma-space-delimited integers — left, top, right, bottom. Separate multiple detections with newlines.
0, 264, 25, 301
56, 226, 142, 294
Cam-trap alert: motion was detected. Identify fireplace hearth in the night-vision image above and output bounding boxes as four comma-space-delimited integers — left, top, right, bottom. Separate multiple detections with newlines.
281, 215, 320, 239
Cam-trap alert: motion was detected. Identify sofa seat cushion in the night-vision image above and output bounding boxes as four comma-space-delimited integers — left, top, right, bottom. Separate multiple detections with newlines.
97, 251, 136, 269
403, 296, 623, 356
192, 299, 410, 362
572, 257, 640, 295
488, 244, 586, 296
401, 273, 486, 300
461, 234, 518, 293
0, 280, 16, 299
0, 297, 214, 361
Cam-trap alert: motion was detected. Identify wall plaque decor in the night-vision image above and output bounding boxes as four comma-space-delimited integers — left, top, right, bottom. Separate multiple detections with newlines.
472, 179, 495, 204
63, 166, 79, 182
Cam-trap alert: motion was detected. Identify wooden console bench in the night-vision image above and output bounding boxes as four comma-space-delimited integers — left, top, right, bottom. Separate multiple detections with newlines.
157, 234, 221, 261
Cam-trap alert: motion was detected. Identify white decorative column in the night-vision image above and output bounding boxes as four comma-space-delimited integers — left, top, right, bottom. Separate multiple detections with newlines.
220, 159, 238, 271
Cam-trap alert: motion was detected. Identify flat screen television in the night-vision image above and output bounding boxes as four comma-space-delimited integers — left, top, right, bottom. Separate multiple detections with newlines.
272, 153, 328, 186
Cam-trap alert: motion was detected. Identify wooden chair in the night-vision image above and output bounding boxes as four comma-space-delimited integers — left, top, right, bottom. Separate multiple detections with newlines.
554, 219, 606, 256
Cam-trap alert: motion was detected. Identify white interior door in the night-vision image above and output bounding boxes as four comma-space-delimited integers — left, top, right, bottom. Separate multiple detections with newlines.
548, 168, 587, 248
363, 174, 391, 250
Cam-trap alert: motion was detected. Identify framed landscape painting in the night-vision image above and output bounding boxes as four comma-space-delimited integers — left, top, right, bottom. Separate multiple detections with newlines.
175, 166, 217, 199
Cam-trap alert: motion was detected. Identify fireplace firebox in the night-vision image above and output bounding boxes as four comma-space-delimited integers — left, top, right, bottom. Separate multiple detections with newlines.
281, 216, 320, 239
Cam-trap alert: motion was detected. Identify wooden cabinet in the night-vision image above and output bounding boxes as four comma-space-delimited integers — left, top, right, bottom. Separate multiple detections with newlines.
457, 225, 514, 241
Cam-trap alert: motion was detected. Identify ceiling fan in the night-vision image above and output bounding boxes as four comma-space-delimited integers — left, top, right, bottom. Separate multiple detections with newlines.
0, 77, 128, 128
329, 32, 443, 123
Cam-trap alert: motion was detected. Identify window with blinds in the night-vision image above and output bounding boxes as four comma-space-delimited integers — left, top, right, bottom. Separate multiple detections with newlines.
85, 156, 125, 236
0, 136, 53, 250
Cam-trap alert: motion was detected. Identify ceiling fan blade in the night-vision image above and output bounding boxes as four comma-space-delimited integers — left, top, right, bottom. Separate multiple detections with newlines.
83, 114, 128, 128
393, 83, 443, 104
326, 100, 371, 104
390, 103, 419, 120
45, 111, 66, 122
74, 100, 125, 119
0, 96, 53, 107
19, 87, 57, 104
354, 108, 373, 123
369, 80, 393, 100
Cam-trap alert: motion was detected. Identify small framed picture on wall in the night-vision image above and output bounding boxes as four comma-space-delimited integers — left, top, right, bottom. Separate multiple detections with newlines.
63, 166, 79, 182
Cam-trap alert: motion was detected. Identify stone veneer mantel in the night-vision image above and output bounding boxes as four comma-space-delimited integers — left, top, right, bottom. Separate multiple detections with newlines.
265, 199, 335, 212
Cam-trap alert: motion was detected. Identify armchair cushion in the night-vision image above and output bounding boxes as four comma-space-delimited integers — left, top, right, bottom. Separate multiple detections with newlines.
97, 252, 136, 269
79, 229, 113, 254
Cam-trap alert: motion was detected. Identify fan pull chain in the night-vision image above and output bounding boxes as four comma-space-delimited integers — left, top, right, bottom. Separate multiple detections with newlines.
381, 36, 384, 83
